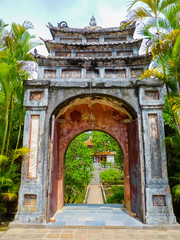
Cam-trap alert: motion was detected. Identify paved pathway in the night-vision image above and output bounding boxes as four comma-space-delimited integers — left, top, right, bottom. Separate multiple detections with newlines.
89, 163, 101, 184
1, 227, 180, 240
86, 163, 104, 204
47, 204, 143, 226
86, 185, 104, 204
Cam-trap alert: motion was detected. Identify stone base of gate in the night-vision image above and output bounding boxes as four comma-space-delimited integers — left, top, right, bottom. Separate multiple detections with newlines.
15, 186, 45, 223
14, 212, 44, 223
145, 187, 176, 224
146, 213, 176, 225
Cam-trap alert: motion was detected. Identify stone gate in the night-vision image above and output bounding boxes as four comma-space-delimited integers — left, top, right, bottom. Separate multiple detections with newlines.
16, 17, 175, 224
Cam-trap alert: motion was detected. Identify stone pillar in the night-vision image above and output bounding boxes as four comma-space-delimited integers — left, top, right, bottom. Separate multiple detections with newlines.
15, 81, 49, 223
138, 79, 176, 224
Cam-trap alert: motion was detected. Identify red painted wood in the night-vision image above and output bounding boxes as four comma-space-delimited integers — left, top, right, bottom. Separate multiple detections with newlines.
49, 119, 60, 219
127, 119, 142, 219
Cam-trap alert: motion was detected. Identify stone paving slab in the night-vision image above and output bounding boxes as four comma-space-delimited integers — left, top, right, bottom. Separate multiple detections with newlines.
0, 227, 180, 240
86, 185, 104, 204
47, 204, 143, 227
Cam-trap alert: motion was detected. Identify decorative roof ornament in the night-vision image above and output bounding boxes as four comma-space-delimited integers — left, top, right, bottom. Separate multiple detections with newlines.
34, 48, 37, 55
84, 15, 102, 31
89, 15, 97, 27
48, 22, 53, 28
58, 21, 69, 28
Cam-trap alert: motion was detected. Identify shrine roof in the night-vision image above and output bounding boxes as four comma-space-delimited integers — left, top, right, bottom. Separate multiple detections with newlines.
35, 53, 151, 66
42, 38, 142, 51
84, 137, 93, 146
47, 21, 136, 38
90, 151, 115, 156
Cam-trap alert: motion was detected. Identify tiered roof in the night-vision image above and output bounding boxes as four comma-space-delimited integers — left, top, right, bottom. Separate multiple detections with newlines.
35, 17, 151, 81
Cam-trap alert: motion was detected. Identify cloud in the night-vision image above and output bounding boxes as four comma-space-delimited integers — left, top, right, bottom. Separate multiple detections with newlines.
96, 0, 128, 27
0, 0, 130, 55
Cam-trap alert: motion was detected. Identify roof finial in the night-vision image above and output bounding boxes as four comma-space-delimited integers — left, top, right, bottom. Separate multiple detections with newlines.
89, 15, 97, 27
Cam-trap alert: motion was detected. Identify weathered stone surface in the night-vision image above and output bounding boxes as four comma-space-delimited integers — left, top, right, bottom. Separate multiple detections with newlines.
16, 19, 175, 225
27, 115, 39, 179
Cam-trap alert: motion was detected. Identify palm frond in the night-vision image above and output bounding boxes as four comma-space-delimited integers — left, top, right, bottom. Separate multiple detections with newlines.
128, 0, 154, 11
2, 191, 17, 201
159, 0, 179, 12
139, 68, 165, 80
172, 184, 180, 202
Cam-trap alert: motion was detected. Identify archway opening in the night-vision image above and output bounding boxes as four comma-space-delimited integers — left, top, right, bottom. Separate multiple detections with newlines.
64, 130, 124, 205
48, 94, 142, 221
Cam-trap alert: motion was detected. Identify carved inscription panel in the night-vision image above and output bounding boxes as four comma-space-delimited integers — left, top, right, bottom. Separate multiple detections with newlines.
145, 90, 159, 100
61, 69, 81, 78
105, 69, 126, 78
148, 114, 162, 178
30, 91, 44, 101
153, 195, 166, 206
44, 69, 56, 78
27, 115, 40, 179
24, 194, 37, 205
23, 194, 37, 212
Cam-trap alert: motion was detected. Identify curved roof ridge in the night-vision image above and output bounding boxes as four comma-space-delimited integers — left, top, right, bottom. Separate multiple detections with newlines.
42, 38, 142, 46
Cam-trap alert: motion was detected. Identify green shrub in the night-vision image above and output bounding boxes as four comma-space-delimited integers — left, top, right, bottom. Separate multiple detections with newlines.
0, 148, 28, 220
100, 169, 123, 185
106, 186, 124, 204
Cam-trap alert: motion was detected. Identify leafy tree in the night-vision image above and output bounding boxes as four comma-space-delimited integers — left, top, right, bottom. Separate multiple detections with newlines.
100, 169, 123, 185
0, 20, 39, 218
122, 0, 180, 135
64, 133, 93, 203
0, 21, 39, 155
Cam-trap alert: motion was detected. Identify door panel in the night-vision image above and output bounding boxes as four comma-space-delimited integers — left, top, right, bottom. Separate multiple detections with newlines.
47, 116, 59, 221
127, 119, 143, 220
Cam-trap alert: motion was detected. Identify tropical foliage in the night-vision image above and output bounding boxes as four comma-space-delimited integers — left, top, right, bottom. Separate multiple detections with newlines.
64, 133, 93, 203
0, 148, 29, 220
105, 186, 124, 204
0, 20, 38, 154
100, 169, 123, 185
166, 134, 180, 202
64, 131, 124, 203
0, 20, 38, 219
122, 0, 180, 206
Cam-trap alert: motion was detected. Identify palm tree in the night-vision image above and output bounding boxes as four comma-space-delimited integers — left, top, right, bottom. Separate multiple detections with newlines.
0, 148, 29, 219
0, 21, 39, 155
121, 0, 179, 34
121, 0, 180, 134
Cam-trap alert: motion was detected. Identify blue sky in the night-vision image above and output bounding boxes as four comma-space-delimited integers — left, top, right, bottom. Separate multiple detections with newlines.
0, 0, 130, 54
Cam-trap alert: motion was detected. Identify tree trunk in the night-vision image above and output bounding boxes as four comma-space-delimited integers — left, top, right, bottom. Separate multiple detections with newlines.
6, 95, 14, 155
15, 122, 22, 150
1, 99, 10, 155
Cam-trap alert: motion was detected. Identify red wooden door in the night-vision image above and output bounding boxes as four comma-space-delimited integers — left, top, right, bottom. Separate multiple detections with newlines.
127, 119, 143, 220
47, 115, 59, 222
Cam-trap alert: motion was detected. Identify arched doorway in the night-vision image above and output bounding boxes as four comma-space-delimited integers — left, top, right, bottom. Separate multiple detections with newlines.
47, 94, 142, 221
64, 130, 124, 205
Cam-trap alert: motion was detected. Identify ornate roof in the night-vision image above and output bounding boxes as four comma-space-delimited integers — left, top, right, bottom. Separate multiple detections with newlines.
47, 21, 136, 38
41, 38, 142, 52
35, 53, 152, 67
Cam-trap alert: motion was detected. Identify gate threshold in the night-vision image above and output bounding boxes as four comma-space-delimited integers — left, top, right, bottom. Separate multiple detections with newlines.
48, 204, 143, 226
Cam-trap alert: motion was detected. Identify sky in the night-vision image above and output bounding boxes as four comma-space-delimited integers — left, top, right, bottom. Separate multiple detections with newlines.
0, 0, 131, 55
